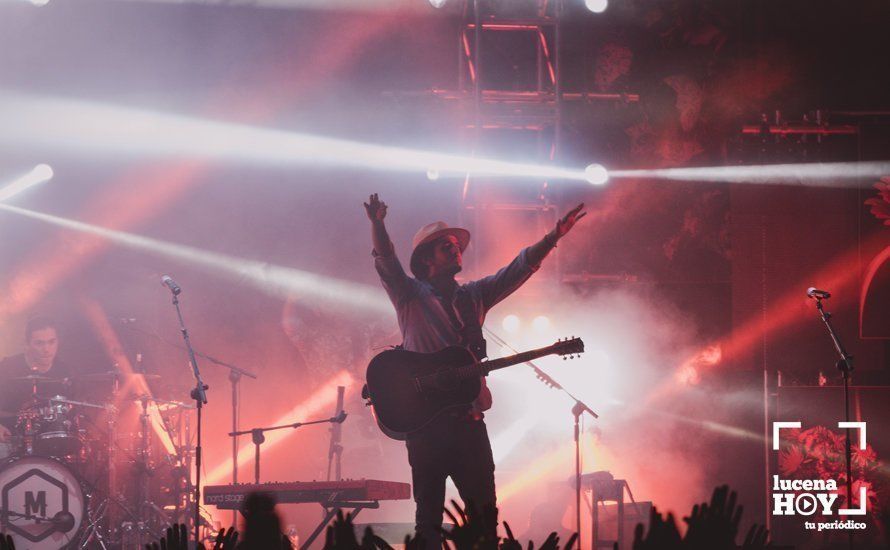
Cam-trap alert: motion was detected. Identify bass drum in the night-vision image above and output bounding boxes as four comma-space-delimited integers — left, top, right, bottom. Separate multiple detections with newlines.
0, 457, 85, 549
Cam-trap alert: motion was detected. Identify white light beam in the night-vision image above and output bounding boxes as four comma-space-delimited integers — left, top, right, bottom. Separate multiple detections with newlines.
0, 202, 390, 313
0, 164, 53, 202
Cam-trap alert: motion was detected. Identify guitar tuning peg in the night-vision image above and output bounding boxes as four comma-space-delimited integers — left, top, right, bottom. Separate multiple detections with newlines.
563, 356, 567, 361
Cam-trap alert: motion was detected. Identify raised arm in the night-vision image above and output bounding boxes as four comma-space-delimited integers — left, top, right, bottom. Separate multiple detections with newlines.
472, 203, 587, 310
364, 193, 394, 257
365, 194, 416, 305
527, 202, 586, 266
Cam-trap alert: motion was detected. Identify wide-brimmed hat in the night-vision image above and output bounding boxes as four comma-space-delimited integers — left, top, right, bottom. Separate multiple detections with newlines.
409, 221, 470, 278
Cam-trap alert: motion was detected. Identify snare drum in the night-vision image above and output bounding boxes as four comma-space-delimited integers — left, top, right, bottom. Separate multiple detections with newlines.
0, 456, 86, 549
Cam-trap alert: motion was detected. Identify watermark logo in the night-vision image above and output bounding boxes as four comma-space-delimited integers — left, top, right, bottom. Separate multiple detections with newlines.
772, 421, 868, 532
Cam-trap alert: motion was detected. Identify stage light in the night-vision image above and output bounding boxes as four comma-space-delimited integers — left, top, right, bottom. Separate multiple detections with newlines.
426, 169, 440, 181
0, 92, 588, 184
428, 0, 447, 7
0, 164, 54, 202
532, 315, 550, 332
28, 0, 51, 6
585, 0, 608, 13
584, 163, 609, 185
608, 161, 890, 186
502, 314, 520, 333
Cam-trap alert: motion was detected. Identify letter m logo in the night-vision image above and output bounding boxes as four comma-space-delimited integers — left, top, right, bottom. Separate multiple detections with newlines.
24, 491, 47, 519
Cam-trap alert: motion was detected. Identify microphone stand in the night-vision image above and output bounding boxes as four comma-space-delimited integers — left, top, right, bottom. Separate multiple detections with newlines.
119, 321, 258, 526
811, 294, 854, 548
229, 411, 347, 485
571, 399, 598, 545
482, 328, 598, 541
167, 288, 208, 547
326, 387, 346, 482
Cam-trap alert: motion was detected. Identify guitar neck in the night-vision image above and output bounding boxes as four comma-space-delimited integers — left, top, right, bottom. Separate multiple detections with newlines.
455, 344, 561, 379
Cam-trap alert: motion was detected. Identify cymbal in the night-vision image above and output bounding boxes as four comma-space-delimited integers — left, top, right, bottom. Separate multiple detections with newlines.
11, 374, 66, 383
72, 371, 161, 381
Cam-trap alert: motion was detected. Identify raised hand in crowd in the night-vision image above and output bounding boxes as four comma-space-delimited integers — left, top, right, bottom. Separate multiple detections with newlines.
442, 500, 499, 550
323, 509, 390, 550
682, 485, 742, 550
238, 493, 292, 549
499, 522, 523, 550
0, 533, 15, 550
212, 526, 239, 550
740, 523, 770, 549
147, 523, 189, 550
402, 531, 426, 550
537, 530, 578, 550
632, 506, 682, 550
500, 522, 577, 550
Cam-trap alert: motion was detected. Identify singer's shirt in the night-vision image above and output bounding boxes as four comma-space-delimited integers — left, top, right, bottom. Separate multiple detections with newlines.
373, 246, 540, 412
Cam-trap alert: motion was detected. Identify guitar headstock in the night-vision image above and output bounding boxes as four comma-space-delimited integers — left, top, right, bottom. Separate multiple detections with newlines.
552, 336, 584, 359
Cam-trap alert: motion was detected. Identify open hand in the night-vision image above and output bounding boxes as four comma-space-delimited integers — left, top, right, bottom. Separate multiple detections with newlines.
555, 203, 586, 238
146, 524, 189, 550
364, 194, 388, 223
212, 527, 238, 550
682, 485, 743, 549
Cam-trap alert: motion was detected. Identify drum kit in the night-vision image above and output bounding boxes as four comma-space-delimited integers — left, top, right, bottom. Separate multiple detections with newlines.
0, 371, 197, 550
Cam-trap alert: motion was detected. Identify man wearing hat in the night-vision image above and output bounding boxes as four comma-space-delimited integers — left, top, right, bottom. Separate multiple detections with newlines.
364, 193, 585, 546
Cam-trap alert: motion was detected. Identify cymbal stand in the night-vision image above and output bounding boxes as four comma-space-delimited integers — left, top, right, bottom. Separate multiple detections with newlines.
78, 374, 137, 549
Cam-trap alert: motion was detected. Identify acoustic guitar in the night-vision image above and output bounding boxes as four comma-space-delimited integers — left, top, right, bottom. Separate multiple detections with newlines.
365, 337, 584, 440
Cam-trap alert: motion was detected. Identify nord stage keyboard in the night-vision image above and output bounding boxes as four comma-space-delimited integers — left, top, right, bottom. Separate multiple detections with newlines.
203, 479, 411, 509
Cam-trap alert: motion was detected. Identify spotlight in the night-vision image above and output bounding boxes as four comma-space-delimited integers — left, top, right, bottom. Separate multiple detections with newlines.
426, 169, 440, 181
32, 164, 54, 180
0, 163, 54, 202
585, 0, 608, 13
502, 314, 520, 333
584, 163, 609, 185
429, 0, 447, 7
532, 315, 550, 332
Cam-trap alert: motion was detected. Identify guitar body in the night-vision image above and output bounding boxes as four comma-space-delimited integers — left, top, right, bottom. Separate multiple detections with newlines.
365, 346, 482, 440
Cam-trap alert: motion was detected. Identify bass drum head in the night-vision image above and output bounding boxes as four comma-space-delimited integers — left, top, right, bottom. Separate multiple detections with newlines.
0, 457, 85, 549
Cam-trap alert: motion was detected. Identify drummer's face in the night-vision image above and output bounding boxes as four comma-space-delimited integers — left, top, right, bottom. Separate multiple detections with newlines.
26, 327, 58, 369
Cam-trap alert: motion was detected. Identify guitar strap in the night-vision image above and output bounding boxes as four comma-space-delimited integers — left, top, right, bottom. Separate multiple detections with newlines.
454, 288, 487, 360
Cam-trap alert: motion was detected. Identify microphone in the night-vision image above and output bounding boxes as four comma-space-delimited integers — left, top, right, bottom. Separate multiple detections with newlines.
161, 275, 182, 296
806, 287, 831, 299
52, 511, 76, 532
334, 410, 348, 424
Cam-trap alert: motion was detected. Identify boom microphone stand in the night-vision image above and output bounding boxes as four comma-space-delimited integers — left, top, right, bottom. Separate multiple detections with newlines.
162, 275, 208, 546
118, 318, 258, 527
229, 410, 347, 485
807, 287, 854, 548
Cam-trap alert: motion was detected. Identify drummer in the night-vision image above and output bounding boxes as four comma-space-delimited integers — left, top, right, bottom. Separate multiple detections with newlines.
0, 316, 72, 442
